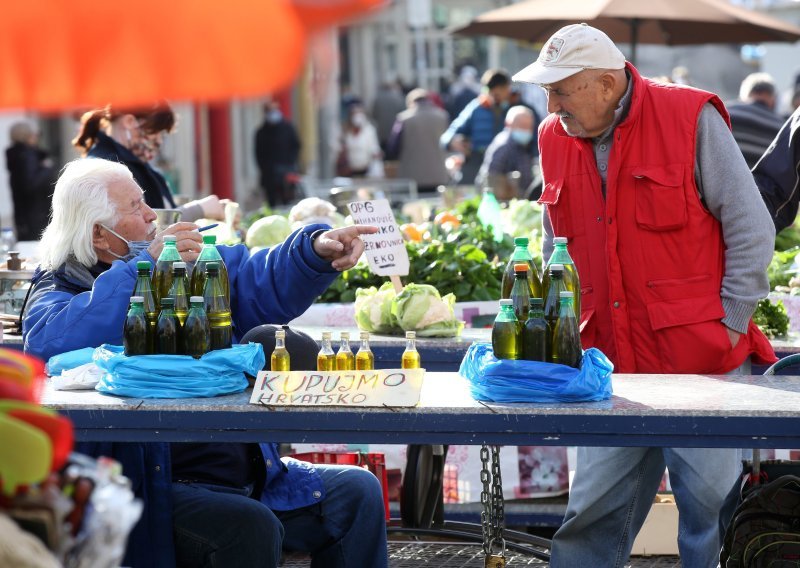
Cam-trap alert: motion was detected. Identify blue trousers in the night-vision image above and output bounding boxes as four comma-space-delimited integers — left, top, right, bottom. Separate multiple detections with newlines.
171, 465, 388, 568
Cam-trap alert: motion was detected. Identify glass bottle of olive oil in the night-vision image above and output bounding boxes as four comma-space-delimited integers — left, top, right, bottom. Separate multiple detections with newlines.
317, 331, 336, 371
355, 331, 375, 370
123, 296, 149, 356
492, 299, 520, 360
184, 296, 210, 359
167, 261, 190, 325
336, 332, 355, 371
552, 291, 582, 369
271, 330, 291, 371
133, 261, 157, 354
401, 331, 421, 369
202, 262, 232, 350
156, 297, 181, 354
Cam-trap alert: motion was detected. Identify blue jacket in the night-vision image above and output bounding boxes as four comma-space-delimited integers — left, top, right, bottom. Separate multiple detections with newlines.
23, 225, 338, 567
440, 97, 507, 153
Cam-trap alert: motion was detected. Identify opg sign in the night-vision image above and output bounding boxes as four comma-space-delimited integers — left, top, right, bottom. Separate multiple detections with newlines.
348, 199, 409, 276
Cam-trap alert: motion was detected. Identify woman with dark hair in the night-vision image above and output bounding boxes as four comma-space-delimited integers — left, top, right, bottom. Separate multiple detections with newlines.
73, 102, 225, 222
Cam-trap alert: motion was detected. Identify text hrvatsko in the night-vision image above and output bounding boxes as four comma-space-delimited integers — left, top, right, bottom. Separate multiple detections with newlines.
249, 368, 425, 407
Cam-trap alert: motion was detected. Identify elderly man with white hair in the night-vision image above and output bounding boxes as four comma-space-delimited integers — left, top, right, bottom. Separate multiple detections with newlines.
22, 158, 388, 568
476, 105, 538, 200
727, 72, 785, 168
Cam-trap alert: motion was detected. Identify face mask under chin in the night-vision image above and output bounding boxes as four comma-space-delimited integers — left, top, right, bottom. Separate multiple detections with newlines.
101, 224, 152, 262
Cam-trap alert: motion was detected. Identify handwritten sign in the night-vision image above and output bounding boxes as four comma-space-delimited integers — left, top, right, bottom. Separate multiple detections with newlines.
249, 368, 424, 407
348, 199, 409, 276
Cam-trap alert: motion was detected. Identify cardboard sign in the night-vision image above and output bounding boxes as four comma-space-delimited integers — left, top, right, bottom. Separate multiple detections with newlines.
347, 199, 409, 276
250, 368, 424, 407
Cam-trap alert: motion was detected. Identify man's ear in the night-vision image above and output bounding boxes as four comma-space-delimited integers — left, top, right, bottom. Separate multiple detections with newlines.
92, 224, 109, 250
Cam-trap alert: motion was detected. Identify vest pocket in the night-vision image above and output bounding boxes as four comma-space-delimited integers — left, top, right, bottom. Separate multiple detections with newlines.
539, 177, 584, 237
633, 164, 687, 231
646, 293, 730, 373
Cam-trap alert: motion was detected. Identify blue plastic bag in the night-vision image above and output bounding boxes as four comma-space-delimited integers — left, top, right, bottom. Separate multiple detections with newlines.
459, 342, 613, 403
91, 343, 265, 399
46, 347, 96, 376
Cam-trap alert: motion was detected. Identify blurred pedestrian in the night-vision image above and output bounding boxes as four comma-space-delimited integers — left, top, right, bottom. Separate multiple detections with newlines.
73, 102, 228, 222
386, 88, 449, 193
5, 121, 56, 240
447, 65, 481, 120
477, 105, 538, 201
440, 69, 512, 185
371, 81, 406, 151
727, 73, 784, 168
254, 99, 301, 208
337, 104, 382, 177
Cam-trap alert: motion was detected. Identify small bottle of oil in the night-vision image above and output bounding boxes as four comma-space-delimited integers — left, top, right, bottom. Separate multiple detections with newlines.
336, 332, 355, 370
355, 331, 375, 370
317, 331, 336, 371
271, 330, 291, 371
401, 331, 421, 369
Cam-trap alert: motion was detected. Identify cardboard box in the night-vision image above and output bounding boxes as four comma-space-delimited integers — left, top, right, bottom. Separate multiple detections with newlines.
630, 495, 679, 556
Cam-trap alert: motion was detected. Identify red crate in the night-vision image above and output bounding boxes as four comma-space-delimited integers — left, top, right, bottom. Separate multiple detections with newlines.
292, 452, 390, 520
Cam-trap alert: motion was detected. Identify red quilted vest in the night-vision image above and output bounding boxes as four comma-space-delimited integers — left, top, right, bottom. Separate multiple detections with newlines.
538, 63, 775, 373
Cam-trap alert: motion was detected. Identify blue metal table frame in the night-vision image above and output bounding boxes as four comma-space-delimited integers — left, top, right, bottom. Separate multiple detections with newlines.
42, 372, 800, 448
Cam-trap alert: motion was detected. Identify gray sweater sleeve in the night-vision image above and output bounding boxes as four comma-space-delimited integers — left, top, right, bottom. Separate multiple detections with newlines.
695, 104, 775, 333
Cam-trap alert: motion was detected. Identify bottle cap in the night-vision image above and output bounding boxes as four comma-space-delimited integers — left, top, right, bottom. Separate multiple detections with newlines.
550, 263, 564, 273
160, 297, 175, 306
530, 297, 544, 306
360, 331, 369, 340
172, 261, 187, 271
202, 235, 217, 244
189, 296, 204, 303
276, 330, 285, 339
499, 299, 513, 306
130, 296, 144, 303
514, 263, 528, 272
553, 237, 568, 245
560, 291, 574, 298
163, 235, 177, 243
340, 332, 350, 340
322, 331, 331, 340
136, 261, 151, 270
406, 331, 416, 339
514, 237, 529, 246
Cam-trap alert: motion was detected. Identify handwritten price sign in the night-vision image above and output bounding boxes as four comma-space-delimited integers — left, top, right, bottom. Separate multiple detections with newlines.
348, 199, 409, 276
249, 368, 424, 407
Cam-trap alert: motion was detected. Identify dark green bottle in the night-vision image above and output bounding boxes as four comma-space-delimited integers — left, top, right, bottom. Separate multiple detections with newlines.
543, 237, 580, 318
191, 235, 229, 301
202, 262, 232, 350
543, 264, 566, 361
501, 237, 542, 300
133, 261, 157, 354
552, 291, 582, 368
184, 296, 210, 358
492, 299, 520, 360
152, 235, 181, 306
522, 298, 548, 362
510, 263, 531, 323
123, 296, 149, 356
167, 261, 190, 325
156, 297, 182, 355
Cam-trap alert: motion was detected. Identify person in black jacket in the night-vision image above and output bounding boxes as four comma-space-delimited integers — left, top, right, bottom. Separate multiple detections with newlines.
5, 122, 55, 240
752, 105, 800, 232
254, 99, 301, 207
72, 102, 226, 222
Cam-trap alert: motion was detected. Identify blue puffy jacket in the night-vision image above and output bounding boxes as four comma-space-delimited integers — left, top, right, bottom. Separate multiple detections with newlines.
23, 225, 339, 567
440, 97, 507, 153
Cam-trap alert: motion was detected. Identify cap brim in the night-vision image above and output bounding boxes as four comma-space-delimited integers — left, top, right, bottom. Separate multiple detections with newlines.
512, 61, 584, 86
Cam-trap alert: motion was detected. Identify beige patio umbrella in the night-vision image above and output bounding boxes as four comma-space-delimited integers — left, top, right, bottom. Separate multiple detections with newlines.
452, 0, 800, 64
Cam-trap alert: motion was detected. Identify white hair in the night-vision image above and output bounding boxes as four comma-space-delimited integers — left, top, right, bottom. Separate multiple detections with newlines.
740, 72, 776, 102
505, 105, 533, 125
39, 159, 134, 269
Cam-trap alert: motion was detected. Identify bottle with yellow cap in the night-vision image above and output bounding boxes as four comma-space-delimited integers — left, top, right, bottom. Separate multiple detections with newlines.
401, 331, 421, 369
317, 331, 336, 371
355, 331, 374, 370
271, 330, 291, 371
336, 332, 355, 371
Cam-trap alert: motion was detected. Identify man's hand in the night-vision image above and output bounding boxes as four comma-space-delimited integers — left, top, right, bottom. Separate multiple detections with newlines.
449, 135, 470, 155
147, 222, 203, 263
313, 225, 379, 271
726, 326, 743, 349
196, 195, 225, 220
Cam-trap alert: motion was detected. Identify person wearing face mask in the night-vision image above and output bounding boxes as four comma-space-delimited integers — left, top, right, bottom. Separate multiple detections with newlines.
254, 99, 302, 207
476, 105, 539, 201
22, 158, 388, 568
337, 103, 382, 177
440, 69, 512, 185
72, 102, 228, 223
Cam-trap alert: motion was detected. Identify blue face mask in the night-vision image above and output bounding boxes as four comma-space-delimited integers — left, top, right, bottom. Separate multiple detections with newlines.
266, 110, 283, 124
510, 129, 533, 146
100, 224, 152, 262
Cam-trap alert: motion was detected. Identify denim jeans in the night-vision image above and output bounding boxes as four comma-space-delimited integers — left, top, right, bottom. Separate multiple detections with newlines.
550, 360, 750, 568
172, 465, 388, 568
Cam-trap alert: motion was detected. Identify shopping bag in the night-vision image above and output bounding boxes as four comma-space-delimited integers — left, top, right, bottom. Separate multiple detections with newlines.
90, 343, 265, 398
459, 342, 613, 403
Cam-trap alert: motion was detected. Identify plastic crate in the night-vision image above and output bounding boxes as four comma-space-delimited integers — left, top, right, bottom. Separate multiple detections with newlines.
292, 452, 389, 520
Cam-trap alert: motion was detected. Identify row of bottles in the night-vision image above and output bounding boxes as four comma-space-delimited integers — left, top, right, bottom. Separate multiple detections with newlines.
124, 295, 211, 357
268, 330, 422, 372
152, 234, 230, 304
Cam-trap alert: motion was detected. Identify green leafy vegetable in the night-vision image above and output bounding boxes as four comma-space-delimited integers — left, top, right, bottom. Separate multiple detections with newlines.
753, 298, 790, 339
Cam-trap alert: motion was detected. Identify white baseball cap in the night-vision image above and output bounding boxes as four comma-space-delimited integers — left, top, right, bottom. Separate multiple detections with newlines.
513, 23, 626, 86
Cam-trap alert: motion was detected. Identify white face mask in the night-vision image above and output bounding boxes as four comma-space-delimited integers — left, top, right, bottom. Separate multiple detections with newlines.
100, 224, 152, 262
351, 113, 367, 127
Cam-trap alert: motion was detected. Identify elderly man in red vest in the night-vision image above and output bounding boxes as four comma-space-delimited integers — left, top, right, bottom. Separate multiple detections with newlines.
514, 24, 777, 567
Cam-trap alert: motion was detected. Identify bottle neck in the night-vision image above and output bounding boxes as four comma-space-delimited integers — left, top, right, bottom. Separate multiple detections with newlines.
360, 338, 370, 350
559, 298, 574, 315
276, 338, 286, 349
405, 338, 416, 351
340, 339, 351, 351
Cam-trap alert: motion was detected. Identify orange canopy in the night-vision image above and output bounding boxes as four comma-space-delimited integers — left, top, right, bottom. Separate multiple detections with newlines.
1, 0, 383, 111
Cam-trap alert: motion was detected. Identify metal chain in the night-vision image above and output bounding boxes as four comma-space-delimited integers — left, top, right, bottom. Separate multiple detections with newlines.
490, 445, 506, 556
479, 444, 492, 556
